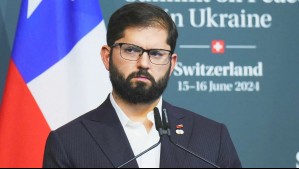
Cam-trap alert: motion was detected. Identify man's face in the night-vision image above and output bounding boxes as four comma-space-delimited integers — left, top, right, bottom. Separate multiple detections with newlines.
102, 27, 177, 104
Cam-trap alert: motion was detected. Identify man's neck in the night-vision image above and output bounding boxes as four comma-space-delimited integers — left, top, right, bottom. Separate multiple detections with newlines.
111, 91, 161, 124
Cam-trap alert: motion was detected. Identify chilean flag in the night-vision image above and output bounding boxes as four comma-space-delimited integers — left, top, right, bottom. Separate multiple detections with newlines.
0, 0, 111, 167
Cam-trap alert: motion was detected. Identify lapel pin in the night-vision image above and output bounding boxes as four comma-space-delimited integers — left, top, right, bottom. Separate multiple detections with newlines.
176, 129, 184, 135
176, 124, 184, 129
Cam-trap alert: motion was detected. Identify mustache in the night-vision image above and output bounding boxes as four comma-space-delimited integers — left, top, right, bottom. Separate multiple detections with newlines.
127, 69, 156, 84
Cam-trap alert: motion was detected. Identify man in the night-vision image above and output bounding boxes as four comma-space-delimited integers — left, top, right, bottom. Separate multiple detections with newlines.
43, 3, 241, 168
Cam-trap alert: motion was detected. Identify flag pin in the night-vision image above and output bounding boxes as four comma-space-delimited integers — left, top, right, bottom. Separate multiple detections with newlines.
176, 124, 184, 129
176, 129, 184, 135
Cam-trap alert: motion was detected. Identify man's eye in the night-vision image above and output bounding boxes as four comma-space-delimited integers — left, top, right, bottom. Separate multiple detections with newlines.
150, 51, 164, 57
124, 47, 141, 53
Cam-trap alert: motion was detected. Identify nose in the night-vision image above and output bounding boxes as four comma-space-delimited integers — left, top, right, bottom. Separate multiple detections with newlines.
136, 52, 151, 69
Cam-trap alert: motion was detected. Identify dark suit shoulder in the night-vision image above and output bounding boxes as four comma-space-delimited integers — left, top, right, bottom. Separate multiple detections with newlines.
163, 101, 242, 168
163, 100, 223, 127
53, 97, 112, 134
44, 98, 118, 168
51, 108, 95, 136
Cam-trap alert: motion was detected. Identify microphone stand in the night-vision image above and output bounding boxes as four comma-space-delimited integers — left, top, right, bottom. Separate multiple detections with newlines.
117, 138, 163, 168
167, 137, 220, 168
161, 109, 220, 168
117, 107, 166, 168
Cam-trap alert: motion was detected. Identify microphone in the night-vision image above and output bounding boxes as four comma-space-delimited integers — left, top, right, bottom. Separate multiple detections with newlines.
154, 107, 164, 136
161, 108, 220, 168
162, 109, 171, 136
117, 107, 165, 168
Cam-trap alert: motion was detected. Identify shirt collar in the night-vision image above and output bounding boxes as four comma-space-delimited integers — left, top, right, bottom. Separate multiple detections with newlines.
110, 93, 163, 128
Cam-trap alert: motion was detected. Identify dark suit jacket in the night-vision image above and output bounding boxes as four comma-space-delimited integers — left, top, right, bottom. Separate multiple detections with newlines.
43, 97, 242, 168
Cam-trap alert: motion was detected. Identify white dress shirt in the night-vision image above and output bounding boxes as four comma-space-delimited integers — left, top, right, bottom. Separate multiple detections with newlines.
110, 94, 161, 168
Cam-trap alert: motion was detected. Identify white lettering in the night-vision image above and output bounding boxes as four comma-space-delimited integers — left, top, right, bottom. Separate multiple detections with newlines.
189, 8, 206, 28
174, 62, 264, 77
206, 66, 214, 76
183, 64, 196, 76
260, 14, 272, 28
214, 66, 223, 76
189, 8, 272, 28
206, 8, 218, 28
174, 62, 183, 76
165, 9, 184, 27
209, 81, 233, 93
263, 0, 298, 3
126, 0, 212, 2
255, 62, 264, 76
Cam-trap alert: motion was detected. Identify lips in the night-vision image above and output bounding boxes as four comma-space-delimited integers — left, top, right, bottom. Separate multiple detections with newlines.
127, 70, 155, 84
134, 75, 151, 82
135, 75, 149, 80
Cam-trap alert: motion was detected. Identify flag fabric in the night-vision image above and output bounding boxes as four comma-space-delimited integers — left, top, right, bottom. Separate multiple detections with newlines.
0, 0, 111, 167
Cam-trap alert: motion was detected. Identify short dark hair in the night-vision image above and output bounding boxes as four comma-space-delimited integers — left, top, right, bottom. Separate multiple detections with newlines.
107, 3, 178, 51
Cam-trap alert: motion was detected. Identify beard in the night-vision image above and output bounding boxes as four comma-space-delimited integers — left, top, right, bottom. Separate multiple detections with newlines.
109, 56, 171, 104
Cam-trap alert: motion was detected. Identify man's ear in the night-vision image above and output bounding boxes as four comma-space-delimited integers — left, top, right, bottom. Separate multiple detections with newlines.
101, 45, 111, 71
169, 53, 178, 76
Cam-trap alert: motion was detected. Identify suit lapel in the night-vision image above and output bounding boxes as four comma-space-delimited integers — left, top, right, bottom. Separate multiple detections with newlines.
81, 97, 138, 168
78, 98, 194, 168
160, 101, 194, 168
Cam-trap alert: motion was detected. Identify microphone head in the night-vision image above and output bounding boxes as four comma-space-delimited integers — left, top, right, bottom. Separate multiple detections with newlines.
162, 109, 170, 130
153, 107, 163, 132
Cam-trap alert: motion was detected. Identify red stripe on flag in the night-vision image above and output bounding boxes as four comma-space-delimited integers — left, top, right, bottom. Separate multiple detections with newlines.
0, 60, 51, 168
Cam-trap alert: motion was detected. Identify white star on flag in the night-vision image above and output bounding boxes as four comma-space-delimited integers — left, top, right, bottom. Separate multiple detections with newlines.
27, 0, 42, 19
